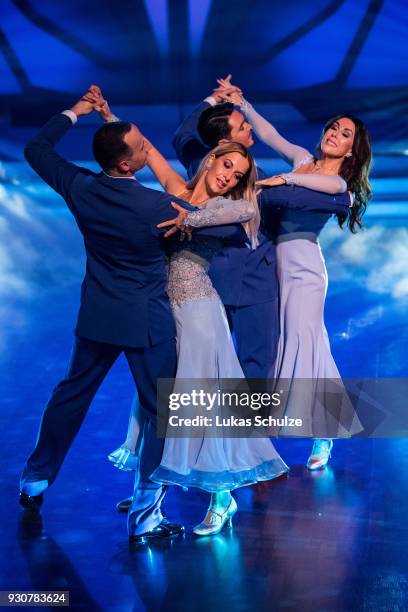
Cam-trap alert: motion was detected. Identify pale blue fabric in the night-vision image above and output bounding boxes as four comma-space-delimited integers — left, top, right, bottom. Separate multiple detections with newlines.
151, 296, 289, 492
128, 482, 167, 536
272, 239, 363, 437
21, 479, 48, 496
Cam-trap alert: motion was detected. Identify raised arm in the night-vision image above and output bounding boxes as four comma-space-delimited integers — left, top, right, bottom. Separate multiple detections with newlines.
24, 115, 79, 200
172, 79, 238, 176
172, 80, 239, 176
241, 100, 312, 168
214, 77, 312, 168
85, 86, 188, 195
24, 112, 85, 200
24, 92, 99, 201
172, 101, 211, 176
144, 141, 187, 195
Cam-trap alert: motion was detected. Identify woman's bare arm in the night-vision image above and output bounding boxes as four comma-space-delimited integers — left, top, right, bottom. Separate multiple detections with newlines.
84, 85, 187, 195
144, 141, 187, 195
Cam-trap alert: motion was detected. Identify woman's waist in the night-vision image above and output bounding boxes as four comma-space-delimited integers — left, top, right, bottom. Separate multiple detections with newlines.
169, 249, 212, 269
276, 237, 326, 274
276, 210, 331, 238
167, 272, 218, 305
276, 231, 318, 244
168, 259, 214, 280
168, 254, 215, 290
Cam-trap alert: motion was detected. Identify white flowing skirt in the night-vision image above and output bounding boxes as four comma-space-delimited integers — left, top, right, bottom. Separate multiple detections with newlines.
151, 296, 289, 492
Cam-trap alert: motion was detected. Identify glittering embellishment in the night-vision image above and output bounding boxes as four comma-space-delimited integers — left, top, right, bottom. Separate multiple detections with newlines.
240, 98, 253, 114
167, 238, 221, 307
167, 197, 254, 307
106, 113, 121, 123
293, 156, 314, 171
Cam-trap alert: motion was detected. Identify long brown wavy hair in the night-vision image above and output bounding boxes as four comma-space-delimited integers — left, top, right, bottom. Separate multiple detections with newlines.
186, 142, 260, 248
315, 115, 372, 233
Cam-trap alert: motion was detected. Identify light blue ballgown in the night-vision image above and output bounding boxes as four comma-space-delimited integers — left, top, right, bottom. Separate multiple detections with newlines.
150, 196, 289, 491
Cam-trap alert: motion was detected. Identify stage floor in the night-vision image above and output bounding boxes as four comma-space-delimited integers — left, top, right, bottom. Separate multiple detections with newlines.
1, 168, 407, 611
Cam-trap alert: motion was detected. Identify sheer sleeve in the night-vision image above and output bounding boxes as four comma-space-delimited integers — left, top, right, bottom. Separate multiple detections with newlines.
185, 197, 255, 228
105, 113, 121, 123
241, 99, 312, 168
279, 172, 348, 194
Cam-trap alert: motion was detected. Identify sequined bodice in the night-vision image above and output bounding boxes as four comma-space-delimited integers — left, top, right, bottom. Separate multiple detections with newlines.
167, 236, 222, 306
166, 196, 255, 307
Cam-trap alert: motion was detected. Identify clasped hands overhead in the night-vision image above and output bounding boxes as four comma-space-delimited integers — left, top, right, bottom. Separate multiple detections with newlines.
74, 78, 283, 238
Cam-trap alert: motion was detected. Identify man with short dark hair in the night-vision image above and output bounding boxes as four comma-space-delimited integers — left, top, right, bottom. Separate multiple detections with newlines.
197, 102, 253, 150
92, 121, 141, 170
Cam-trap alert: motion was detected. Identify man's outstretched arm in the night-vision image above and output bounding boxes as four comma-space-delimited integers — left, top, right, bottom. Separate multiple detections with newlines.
24, 93, 95, 201
259, 184, 351, 215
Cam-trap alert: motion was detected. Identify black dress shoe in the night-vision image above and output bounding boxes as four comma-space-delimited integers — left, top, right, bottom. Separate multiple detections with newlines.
129, 521, 184, 544
116, 496, 133, 513
19, 492, 43, 512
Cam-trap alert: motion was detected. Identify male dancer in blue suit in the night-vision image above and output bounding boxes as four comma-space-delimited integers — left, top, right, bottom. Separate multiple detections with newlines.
19, 89, 243, 543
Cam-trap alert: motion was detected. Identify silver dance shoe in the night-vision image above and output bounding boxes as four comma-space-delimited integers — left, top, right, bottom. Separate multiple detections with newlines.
307, 439, 333, 470
108, 445, 138, 471
193, 496, 238, 536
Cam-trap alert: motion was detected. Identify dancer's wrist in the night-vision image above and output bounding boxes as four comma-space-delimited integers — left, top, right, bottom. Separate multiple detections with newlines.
204, 95, 217, 106
62, 109, 78, 124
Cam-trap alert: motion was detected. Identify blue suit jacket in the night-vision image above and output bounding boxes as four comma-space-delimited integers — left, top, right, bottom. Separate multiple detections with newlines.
25, 114, 244, 347
173, 102, 350, 307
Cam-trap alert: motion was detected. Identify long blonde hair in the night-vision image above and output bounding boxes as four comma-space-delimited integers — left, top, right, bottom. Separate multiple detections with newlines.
186, 142, 260, 249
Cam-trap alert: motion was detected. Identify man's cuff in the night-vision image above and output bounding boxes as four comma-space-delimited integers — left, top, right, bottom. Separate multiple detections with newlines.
203, 96, 217, 106
62, 110, 78, 124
